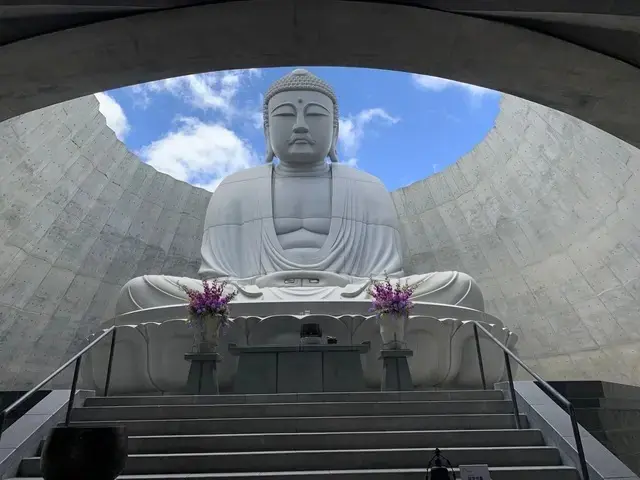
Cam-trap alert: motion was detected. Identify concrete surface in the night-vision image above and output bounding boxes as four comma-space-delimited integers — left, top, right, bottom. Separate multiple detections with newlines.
0, 0, 639, 151
2, 86, 640, 390
548, 381, 640, 475
496, 381, 638, 480
395, 94, 640, 385
0, 95, 210, 389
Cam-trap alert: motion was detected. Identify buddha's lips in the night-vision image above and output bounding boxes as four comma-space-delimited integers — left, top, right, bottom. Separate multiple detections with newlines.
289, 136, 315, 145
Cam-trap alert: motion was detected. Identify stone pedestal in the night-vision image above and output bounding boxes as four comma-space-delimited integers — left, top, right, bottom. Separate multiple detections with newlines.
380, 349, 413, 391
184, 352, 221, 395
228, 343, 370, 394
86, 310, 517, 394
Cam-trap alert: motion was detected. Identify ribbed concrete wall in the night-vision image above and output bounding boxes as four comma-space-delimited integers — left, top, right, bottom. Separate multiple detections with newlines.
0, 96, 210, 389
2, 92, 640, 389
394, 95, 640, 385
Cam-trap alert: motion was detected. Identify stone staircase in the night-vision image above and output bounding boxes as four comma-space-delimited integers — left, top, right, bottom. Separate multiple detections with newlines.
11, 390, 580, 479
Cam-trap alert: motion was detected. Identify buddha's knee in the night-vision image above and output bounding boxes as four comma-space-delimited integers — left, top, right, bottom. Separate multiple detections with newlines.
454, 271, 484, 311
116, 276, 148, 315
117, 275, 198, 315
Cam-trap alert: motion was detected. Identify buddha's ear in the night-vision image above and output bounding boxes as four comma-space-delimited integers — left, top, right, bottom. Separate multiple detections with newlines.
329, 123, 339, 163
328, 147, 339, 163
264, 126, 275, 163
265, 145, 275, 163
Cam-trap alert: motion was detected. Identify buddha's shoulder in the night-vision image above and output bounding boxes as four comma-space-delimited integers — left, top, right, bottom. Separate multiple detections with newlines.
332, 164, 385, 186
221, 164, 271, 185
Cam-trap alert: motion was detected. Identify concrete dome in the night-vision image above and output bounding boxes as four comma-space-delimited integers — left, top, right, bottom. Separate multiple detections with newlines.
0, 92, 639, 388
394, 95, 640, 383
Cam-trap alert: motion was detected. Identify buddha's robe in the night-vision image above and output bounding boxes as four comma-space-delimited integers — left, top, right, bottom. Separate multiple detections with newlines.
115, 164, 483, 315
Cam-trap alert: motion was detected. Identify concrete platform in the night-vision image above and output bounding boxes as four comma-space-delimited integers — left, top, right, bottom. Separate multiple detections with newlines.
19, 446, 562, 475
84, 389, 505, 406
67, 413, 530, 435
122, 429, 546, 453
70, 400, 515, 421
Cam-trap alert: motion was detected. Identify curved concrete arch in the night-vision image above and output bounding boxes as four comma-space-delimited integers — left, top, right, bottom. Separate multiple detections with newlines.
1, 0, 639, 149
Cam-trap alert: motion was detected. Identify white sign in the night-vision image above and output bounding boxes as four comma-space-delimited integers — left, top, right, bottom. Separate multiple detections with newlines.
460, 464, 492, 480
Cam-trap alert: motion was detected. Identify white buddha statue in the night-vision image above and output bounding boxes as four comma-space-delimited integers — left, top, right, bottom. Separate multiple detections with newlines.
115, 69, 484, 315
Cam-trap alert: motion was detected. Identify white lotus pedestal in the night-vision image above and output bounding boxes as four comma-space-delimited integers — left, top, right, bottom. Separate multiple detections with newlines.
81, 301, 518, 395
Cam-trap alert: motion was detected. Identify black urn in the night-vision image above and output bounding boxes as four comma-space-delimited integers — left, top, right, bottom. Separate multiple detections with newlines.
300, 323, 323, 338
41, 425, 127, 480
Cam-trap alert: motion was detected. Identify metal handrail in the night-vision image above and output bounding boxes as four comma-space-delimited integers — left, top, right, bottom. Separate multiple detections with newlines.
0, 325, 119, 441
471, 320, 590, 480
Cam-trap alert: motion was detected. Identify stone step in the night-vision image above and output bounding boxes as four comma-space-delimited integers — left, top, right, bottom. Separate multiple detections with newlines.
71, 400, 514, 421
67, 413, 528, 435
8, 465, 581, 479
19, 446, 562, 476
85, 390, 504, 406
125, 429, 545, 454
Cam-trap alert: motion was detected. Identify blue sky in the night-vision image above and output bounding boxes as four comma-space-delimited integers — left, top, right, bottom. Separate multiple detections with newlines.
95, 67, 501, 192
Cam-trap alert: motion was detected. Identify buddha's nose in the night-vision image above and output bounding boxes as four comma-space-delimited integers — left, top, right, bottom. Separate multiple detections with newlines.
293, 123, 309, 134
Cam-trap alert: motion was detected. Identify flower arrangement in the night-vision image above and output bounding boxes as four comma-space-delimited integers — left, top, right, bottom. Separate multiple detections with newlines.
368, 276, 415, 317
180, 280, 238, 341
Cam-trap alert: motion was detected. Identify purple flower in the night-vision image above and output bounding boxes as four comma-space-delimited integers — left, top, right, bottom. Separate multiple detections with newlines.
180, 279, 239, 327
367, 276, 414, 317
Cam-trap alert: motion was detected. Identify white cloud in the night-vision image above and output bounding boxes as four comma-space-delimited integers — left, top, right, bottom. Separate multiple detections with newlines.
338, 108, 399, 166
251, 93, 265, 130
411, 74, 496, 101
139, 117, 258, 193
344, 158, 359, 168
132, 69, 262, 121
251, 110, 264, 130
95, 92, 130, 140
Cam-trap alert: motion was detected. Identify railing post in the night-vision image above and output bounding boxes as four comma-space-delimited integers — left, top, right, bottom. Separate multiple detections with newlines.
569, 404, 590, 480
65, 357, 82, 426
504, 351, 521, 429
103, 327, 117, 397
0, 410, 5, 442
473, 323, 487, 390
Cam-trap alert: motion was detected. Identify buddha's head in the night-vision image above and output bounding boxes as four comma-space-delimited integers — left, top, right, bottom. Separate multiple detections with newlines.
263, 69, 339, 165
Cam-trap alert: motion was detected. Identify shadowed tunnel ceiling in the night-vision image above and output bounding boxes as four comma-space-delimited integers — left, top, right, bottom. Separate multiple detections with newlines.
0, 0, 639, 148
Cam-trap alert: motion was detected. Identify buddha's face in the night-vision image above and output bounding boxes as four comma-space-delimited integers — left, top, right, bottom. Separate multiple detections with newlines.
268, 90, 334, 165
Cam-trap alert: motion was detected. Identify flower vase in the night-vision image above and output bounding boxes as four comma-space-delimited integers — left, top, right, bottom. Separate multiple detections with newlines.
378, 313, 407, 349
194, 314, 223, 353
